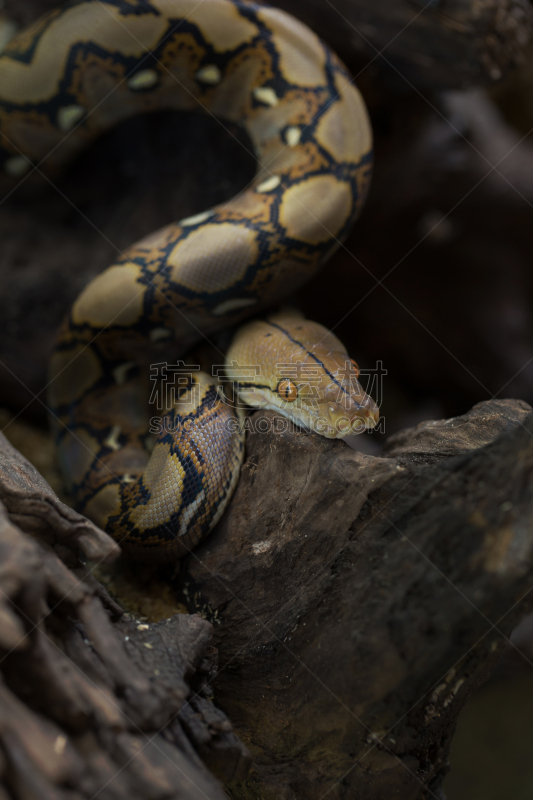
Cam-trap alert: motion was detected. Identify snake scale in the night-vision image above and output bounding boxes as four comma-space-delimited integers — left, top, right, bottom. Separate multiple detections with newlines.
0, 0, 379, 558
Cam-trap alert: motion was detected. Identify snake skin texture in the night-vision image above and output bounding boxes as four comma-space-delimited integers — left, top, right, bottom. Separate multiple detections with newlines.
0, 0, 375, 558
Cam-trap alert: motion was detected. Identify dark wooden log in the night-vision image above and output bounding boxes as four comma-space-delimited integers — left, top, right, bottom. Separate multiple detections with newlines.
1, 354, 533, 799
0, 430, 120, 564
0, 429, 251, 799
183, 398, 533, 799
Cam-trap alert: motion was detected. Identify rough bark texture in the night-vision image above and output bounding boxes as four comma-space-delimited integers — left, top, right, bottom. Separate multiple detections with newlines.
184, 398, 533, 799
0, 429, 251, 799
1, 393, 532, 800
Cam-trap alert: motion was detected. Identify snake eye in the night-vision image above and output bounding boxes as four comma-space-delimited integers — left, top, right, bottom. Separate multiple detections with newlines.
350, 358, 360, 377
277, 379, 298, 402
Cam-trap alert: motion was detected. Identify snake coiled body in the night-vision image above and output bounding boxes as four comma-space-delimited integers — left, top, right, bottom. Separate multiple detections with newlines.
0, 0, 376, 558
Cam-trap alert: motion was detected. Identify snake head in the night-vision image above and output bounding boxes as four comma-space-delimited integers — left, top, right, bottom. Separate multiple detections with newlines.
277, 343, 379, 439
314, 353, 379, 438
225, 312, 380, 439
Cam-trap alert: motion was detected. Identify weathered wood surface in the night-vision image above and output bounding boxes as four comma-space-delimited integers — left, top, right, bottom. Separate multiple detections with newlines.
2, 393, 532, 800
184, 398, 533, 799
0, 429, 250, 799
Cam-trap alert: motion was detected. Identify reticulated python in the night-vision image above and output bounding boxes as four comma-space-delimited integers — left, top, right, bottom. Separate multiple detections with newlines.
0, 0, 378, 558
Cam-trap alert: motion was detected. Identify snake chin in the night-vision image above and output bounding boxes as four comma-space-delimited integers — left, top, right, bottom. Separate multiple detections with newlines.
308, 402, 380, 440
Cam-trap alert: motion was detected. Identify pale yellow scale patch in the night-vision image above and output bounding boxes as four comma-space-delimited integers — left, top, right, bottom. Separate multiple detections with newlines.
253, 87, 278, 107
131, 444, 187, 529
178, 490, 206, 538
285, 126, 301, 147
142, 441, 175, 492
127, 69, 159, 91
57, 427, 102, 490
72, 262, 145, 328
315, 76, 372, 164
195, 65, 221, 85
104, 425, 122, 451
279, 175, 352, 244
168, 223, 258, 293
48, 344, 102, 407
179, 210, 214, 227
0, 3, 168, 104
256, 175, 280, 193
213, 297, 256, 316
152, 0, 257, 51
84, 483, 122, 529
258, 7, 326, 87
57, 104, 85, 132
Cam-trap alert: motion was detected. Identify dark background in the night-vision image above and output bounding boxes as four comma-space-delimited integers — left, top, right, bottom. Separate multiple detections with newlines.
1, 1, 533, 796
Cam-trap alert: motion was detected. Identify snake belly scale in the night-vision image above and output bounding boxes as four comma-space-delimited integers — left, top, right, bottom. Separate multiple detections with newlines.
0, 0, 376, 558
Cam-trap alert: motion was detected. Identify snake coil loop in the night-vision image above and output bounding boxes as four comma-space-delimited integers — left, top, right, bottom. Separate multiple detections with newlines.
0, 0, 376, 557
